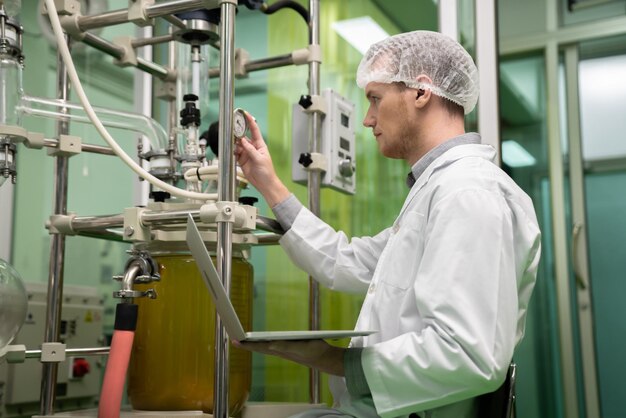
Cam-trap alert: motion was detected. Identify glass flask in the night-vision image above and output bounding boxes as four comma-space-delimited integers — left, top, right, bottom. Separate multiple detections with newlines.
0, 258, 27, 354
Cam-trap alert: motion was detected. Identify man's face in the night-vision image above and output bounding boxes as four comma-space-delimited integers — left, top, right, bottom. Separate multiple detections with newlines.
363, 82, 416, 161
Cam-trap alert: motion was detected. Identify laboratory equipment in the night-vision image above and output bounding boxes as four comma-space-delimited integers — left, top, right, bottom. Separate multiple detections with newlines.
0, 258, 27, 355
292, 89, 356, 194
233, 108, 248, 139
0, 283, 103, 418
0, 0, 329, 416
128, 250, 253, 414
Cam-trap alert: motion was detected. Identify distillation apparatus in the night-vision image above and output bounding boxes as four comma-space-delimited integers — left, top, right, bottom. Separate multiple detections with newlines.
0, 0, 330, 417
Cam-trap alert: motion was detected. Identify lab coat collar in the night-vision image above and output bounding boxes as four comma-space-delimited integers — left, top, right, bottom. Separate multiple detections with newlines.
407, 132, 482, 188
399, 140, 497, 218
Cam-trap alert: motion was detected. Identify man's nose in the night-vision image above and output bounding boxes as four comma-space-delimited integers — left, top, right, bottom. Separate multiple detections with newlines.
363, 113, 375, 128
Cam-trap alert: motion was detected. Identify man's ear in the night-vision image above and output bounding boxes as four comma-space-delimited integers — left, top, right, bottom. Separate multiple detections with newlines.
414, 74, 433, 110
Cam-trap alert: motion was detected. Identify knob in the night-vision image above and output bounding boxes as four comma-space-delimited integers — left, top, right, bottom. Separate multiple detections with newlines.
298, 95, 313, 109
298, 153, 313, 168
72, 358, 90, 378
338, 158, 355, 177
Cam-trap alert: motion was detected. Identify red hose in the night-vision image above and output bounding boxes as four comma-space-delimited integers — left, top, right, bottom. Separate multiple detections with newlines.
98, 330, 135, 418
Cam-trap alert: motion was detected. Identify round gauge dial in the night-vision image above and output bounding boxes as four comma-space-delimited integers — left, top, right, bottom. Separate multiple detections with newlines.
233, 108, 248, 139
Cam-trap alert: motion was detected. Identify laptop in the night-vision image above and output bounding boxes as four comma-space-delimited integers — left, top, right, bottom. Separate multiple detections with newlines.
186, 214, 376, 342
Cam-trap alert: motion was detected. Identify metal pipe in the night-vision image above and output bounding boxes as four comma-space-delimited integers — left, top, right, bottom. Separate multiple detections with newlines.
167, 31, 177, 173
76, 9, 128, 31
141, 209, 200, 225
208, 53, 295, 77
307, 0, 321, 404
40, 34, 72, 416
256, 215, 284, 234
75, 1, 217, 31
214, 3, 237, 418
145, 0, 217, 19
76, 229, 125, 242
122, 263, 143, 303
161, 14, 187, 30
43, 138, 117, 156
254, 233, 282, 245
26, 346, 111, 359
132, 34, 175, 48
71, 214, 125, 231
81, 32, 171, 80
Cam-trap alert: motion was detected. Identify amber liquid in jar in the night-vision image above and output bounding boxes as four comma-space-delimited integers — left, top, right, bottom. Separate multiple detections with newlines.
128, 254, 253, 414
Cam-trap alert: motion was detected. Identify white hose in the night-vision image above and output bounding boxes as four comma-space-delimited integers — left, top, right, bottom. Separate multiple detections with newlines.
183, 165, 247, 182
44, 0, 217, 201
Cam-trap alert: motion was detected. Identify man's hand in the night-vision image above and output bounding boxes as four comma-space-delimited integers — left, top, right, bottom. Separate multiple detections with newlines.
233, 339, 346, 376
234, 112, 290, 207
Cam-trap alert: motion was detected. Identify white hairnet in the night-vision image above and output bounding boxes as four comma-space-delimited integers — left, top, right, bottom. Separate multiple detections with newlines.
356, 30, 479, 114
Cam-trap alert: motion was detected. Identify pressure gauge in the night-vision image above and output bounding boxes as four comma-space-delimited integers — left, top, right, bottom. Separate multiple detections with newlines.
233, 108, 248, 139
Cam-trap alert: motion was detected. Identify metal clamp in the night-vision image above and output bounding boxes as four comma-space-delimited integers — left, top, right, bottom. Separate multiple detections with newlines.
301, 94, 326, 115
199, 201, 257, 230
2, 344, 26, 364
128, 0, 156, 26
47, 213, 77, 235
41, 342, 66, 363
235, 48, 250, 78
300, 152, 327, 172
47, 134, 82, 157
113, 288, 157, 299
123, 207, 150, 242
112, 36, 138, 67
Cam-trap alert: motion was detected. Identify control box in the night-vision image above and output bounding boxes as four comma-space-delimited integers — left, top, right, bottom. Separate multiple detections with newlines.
0, 283, 103, 417
292, 89, 356, 195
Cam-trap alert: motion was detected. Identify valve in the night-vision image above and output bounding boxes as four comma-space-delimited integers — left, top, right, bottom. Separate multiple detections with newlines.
298, 94, 313, 109
180, 94, 201, 127
298, 152, 313, 168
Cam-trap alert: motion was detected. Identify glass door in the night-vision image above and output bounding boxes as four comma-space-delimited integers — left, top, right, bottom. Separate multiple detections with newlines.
567, 35, 626, 418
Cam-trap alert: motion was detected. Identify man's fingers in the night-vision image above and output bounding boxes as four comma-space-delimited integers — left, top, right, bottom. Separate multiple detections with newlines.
245, 111, 264, 148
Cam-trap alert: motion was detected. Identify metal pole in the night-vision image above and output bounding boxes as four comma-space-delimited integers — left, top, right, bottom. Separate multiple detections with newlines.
208, 53, 298, 77
307, 0, 321, 404
214, 2, 236, 418
39, 34, 71, 416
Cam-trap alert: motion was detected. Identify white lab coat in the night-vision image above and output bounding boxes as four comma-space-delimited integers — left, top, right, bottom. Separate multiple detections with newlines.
279, 144, 541, 418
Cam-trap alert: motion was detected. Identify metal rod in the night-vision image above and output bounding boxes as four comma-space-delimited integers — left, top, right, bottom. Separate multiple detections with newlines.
145, 0, 217, 19
26, 346, 111, 359
75, 0, 218, 31
132, 34, 175, 48
77, 9, 129, 31
307, 0, 322, 404
71, 214, 125, 231
43, 138, 117, 156
256, 215, 284, 234
214, 3, 237, 418
208, 53, 295, 77
161, 14, 187, 30
81, 33, 171, 80
76, 229, 125, 242
69, 210, 282, 235
40, 34, 72, 416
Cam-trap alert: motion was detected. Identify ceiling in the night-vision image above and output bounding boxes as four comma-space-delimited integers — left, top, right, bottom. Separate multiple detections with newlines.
370, 0, 438, 33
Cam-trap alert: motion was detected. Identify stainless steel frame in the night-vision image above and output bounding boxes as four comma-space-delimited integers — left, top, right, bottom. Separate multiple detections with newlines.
307, 0, 321, 403
39, 34, 71, 416
214, 2, 237, 418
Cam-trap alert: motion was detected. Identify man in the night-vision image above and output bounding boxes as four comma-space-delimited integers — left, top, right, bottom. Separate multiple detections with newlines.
234, 30, 541, 418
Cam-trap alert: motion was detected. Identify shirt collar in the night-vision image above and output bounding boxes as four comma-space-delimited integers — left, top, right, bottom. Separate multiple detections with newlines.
406, 132, 481, 188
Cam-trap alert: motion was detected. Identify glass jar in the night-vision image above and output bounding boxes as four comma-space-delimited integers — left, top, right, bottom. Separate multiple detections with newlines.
127, 251, 253, 414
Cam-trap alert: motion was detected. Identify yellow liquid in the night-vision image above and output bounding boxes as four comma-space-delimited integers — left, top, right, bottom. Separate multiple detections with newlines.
127, 255, 253, 414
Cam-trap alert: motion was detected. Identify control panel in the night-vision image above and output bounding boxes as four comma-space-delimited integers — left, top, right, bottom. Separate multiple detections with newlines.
0, 283, 103, 417
291, 89, 356, 195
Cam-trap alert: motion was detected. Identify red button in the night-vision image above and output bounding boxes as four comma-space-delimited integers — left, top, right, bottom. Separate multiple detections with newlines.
72, 358, 90, 378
